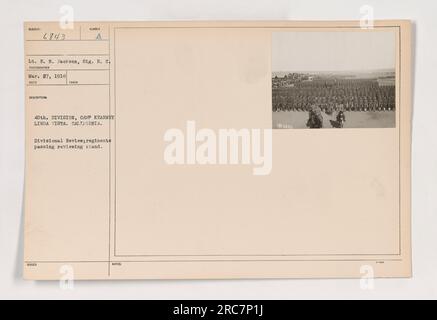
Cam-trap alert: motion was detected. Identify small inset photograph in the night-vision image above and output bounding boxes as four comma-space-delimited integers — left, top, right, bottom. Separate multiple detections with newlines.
272, 31, 396, 129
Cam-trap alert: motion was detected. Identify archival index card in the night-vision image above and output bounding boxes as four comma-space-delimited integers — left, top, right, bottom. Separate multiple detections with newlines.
24, 21, 412, 280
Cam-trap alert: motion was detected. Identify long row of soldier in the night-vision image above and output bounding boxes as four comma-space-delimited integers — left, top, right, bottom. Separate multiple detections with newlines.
273, 101, 395, 112
273, 80, 395, 112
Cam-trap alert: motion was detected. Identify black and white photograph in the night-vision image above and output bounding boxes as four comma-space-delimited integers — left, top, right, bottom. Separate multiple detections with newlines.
272, 31, 396, 129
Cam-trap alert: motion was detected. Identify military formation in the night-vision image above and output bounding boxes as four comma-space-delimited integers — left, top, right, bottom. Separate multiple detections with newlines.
272, 78, 396, 112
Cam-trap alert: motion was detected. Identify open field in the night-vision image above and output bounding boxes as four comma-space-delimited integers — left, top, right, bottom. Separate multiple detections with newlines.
273, 110, 396, 129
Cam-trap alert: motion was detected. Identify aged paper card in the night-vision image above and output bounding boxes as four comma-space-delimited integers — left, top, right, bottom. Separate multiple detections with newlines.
24, 21, 411, 280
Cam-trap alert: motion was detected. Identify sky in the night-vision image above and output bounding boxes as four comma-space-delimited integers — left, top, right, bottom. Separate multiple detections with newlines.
272, 31, 396, 72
